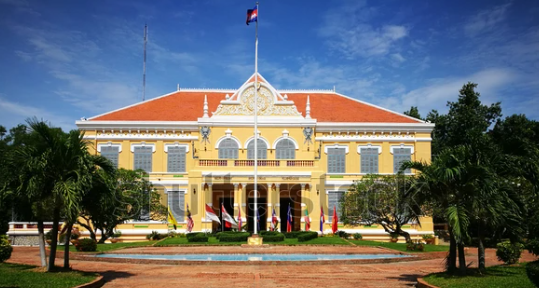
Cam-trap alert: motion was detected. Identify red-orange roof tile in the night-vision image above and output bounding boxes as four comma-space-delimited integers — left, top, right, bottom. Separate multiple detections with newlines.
90, 91, 421, 123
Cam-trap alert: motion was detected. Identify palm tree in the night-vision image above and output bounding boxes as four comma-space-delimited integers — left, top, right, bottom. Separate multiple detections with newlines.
405, 147, 469, 273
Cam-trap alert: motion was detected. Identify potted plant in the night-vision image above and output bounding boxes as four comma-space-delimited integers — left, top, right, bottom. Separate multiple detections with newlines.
110, 231, 122, 243
389, 232, 399, 243
422, 234, 434, 244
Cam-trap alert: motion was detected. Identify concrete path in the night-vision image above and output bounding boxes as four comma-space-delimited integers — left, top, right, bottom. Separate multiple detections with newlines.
7, 246, 537, 288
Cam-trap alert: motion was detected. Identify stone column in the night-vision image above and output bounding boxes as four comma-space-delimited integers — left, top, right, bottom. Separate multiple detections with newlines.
275, 183, 281, 224
233, 183, 240, 219
300, 183, 306, 231
241, 183, 247, 222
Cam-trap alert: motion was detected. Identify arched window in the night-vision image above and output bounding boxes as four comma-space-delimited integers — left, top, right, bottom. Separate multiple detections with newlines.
247, 139, 267, 159
275, 139, 296, 159
218, 138, 239, 159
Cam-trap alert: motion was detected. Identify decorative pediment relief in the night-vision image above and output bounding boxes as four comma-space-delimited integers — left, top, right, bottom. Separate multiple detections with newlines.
213, 84, 302, 117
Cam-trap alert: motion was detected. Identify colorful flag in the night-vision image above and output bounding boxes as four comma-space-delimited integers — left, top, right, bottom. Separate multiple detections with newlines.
287, 203, 292, 232
168, 207, 178, 230
320, 206, 325, 235
271, 206, 278, 231
304, 209, 310, 231
221, 203, 237, 229
205, 204, 221, 224
332, 205, 338, 234
186, 204, 194, 232
238, 207, 243, 231
246, 6, 258, 25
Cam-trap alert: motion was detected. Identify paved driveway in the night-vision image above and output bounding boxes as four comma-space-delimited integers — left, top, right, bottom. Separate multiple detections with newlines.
7, 246, 537, 288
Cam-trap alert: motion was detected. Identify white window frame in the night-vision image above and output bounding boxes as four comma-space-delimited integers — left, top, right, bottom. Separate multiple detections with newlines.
357, 144, 382, 174
390, 144, 414, 174
326, 190, 346, 223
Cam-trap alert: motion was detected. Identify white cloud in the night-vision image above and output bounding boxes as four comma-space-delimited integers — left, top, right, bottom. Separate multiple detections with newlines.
382, 68, 517, 116
0, 96, 75, 131
464, 3, 511, 36
391, 53, 406, 63
318, 2, 409, 58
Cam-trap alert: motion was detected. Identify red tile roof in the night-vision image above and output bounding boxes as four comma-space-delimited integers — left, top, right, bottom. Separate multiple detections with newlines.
90, 91, 421, 123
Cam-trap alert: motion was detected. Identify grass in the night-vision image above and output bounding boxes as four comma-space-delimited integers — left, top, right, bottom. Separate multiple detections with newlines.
349, 240, 450, 253
69, 240, 156, 252
423, 263, 534, 288
155, 236, 350, 246
0, 263, 97, 288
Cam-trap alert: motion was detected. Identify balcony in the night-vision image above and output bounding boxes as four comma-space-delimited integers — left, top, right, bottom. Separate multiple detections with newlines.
197, 159, 316, 168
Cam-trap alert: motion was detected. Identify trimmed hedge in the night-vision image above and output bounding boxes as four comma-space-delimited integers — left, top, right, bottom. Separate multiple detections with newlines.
219, 232, 251, 242
74, 238, 97, 252
283, 231, 305, 238
260, 231, 285, 242
297, 231, 318, 242
186, 232, 208, 243
526, 260, 539, 287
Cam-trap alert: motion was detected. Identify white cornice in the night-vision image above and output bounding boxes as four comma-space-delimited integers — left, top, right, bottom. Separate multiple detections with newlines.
315, 122, 434, 133
315, 134, 431, 142
84, 133, 198, 141
324, 144, 349, 154
76, 121, 199, 131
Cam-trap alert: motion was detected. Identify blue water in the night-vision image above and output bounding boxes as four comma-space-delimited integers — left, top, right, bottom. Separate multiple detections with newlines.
96, 253, 412, 261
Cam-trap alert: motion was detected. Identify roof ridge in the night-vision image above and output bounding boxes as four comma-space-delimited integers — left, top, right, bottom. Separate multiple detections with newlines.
277, 89, 335, 93
178, 88, 236, 92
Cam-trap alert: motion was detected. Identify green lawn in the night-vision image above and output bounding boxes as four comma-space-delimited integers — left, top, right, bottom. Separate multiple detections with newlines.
423, 264, 534, 288
350, 240, 450, 253
155, 236, 350, 246
0, 263, 97, 288
69, 240, 156, 252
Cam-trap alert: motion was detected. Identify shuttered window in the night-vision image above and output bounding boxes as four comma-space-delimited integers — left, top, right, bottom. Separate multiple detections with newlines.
101, 146, 119, 167
247, 139, 267, 159
167, 146, 186, 172
327, 147, 346, 173
134, 146, 153, 172
328, 191, 345, 222
360, 148, 379, 174
168, 189, 185, 222
393, 148, 412, 174
218, 139, 239, 159
276, 139, 295, 159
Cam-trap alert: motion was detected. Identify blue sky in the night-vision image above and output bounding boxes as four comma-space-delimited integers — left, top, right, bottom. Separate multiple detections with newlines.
0, 0, 538, 130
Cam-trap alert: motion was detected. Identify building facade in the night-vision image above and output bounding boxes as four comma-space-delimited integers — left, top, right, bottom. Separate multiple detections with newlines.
74, 73, 435, 241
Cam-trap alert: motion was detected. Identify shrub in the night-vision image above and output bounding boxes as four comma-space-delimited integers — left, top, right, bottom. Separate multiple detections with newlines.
59, 233, 67, 244
260, 231, 284, 242
422, 234, 434, 241
353, 233, 363, 240
0, 235, 13, 262
283, 231, 303, 238
298, 231, 318, 242
406, 241, 424, 251
45, 230, 54, 241
111, 231, 122, 239
75, 238, 97, 252
390, 232, 399, 240
186, 232, 208, 243
527, 239, 539, 256
71, 233, 80, 240
496, 241, 524, 264
219, 232, 250, 242
146, 231, 166, 241
526, 260, 539, 287
335, 230, 349, 238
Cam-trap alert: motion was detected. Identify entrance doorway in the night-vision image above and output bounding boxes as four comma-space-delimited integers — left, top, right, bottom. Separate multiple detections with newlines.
280, 197, 295, 232
218, 197, 234, 232
247, 197, 267, 233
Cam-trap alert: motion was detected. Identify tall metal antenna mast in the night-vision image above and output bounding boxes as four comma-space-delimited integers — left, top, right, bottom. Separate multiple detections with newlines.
142, 24, 148, 101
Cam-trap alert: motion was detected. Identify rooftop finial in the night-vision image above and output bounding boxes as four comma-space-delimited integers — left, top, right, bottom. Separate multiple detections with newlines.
177, 83, 180, 91
203, 95, 209, 118
305, 95, 311, 119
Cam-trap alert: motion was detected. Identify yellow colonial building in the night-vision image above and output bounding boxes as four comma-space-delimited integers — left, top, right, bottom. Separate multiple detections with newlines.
74, 73, 435, 241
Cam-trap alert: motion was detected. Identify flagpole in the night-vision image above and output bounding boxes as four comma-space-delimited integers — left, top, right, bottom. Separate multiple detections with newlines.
253, 2, 259, 236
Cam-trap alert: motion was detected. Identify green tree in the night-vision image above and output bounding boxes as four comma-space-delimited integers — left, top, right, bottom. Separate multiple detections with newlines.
342, 174, 423, 242
0, 125, 6, 140
403, 106, 422, 120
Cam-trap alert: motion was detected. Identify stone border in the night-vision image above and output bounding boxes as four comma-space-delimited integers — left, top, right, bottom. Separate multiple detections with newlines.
73, 275, 104, 288
71, 253, 421, 266
416, 277, 440, 288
